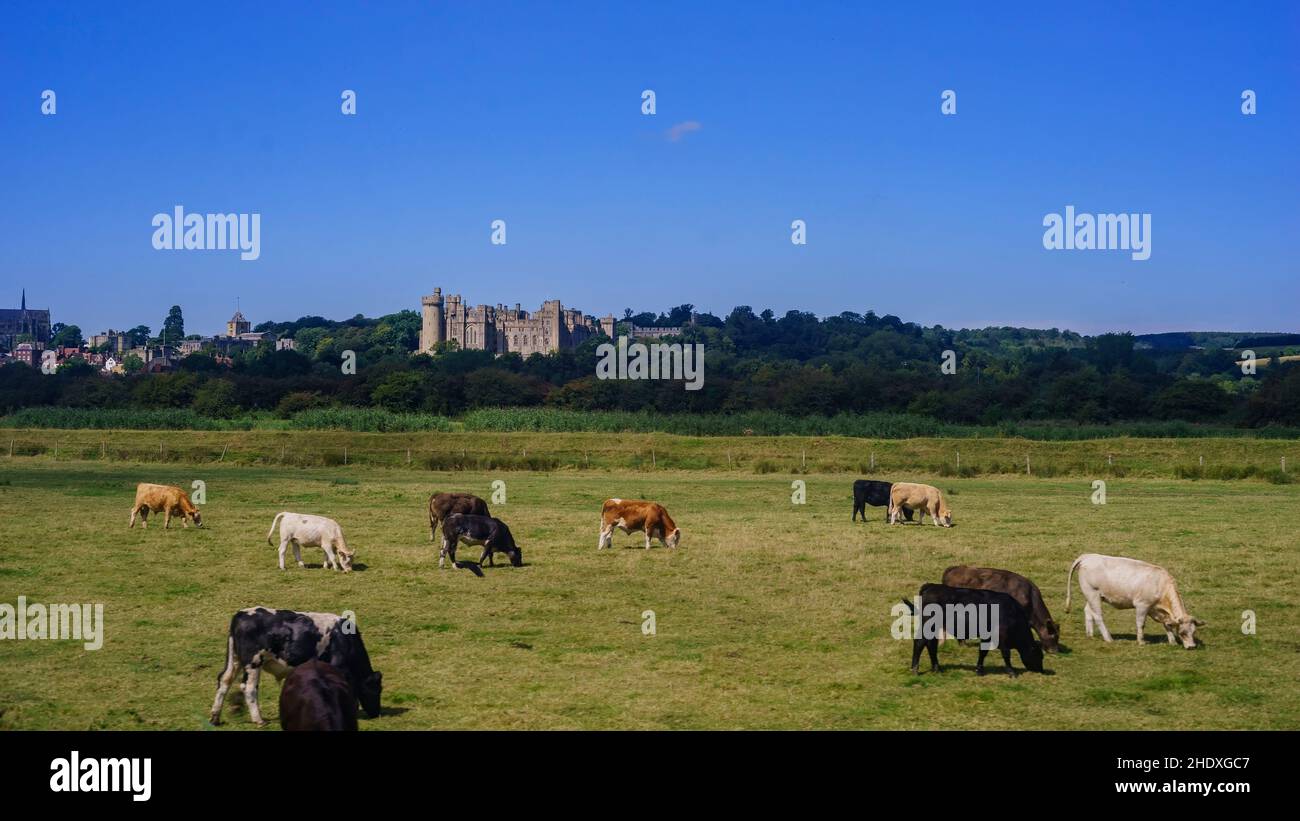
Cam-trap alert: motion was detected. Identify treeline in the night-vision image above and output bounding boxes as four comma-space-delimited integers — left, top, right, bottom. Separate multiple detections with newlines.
2, 306, 1298, 431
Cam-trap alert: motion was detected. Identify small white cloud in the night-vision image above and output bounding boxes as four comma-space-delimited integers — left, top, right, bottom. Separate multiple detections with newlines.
666, 120, 702, 142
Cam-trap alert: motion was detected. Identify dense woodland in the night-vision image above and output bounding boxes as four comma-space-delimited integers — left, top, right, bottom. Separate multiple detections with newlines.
2, 305, 1298, 430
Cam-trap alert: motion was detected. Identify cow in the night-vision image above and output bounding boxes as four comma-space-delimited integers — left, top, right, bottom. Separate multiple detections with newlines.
128, 483, 202, 529
942, 565, 1061, 653
428, 492, 489, 542
266, 512, 355, 572
902, 583, 1044, 676
852, 479, 912, 523
439, 513, 523, 569
889, 482, 952, 526
1066, 553, 1203, 649
209, 607, 382, 727
279, 660, 358, 731
598, 498, 680, 550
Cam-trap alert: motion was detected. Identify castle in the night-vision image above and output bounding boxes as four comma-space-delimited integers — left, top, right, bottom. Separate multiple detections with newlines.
419, 287, 615, 356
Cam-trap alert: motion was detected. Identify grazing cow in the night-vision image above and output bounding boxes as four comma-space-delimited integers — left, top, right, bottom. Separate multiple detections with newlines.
279, 660, 358, 731
266, 512, 355, 572
942, 565, 1061, 653
902, 583, 1044, 676
852, 479, 912, 522
598, 498, 680, 550
129, 483, 202, 529
889, 482, 952, 527
439, 513, 522, 569
1066, 553, 1203, 649
210, 607, 382, 727
428, 492, 489, 541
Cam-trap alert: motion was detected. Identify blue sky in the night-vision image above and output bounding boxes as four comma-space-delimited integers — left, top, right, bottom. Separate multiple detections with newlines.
2, 1, 1296, 338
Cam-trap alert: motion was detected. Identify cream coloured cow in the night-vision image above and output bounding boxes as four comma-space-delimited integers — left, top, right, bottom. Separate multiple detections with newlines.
266, 512, 355, 572
888, 482, 952, 527
1066, 553, 1203, 649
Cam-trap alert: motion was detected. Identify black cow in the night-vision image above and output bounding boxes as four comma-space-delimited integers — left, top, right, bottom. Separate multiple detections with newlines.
853, 479, 912, 522
901, 583, 1044, 676
279, 659, 358, 731
942, 565, 1061, 653
209, 607, 382, 727
440, 513, 523, 568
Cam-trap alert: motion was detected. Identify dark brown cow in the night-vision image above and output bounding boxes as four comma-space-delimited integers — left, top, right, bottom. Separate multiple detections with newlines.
279, 659, 358, 731
428, 492, 489, 541
942, 565, 1060, 653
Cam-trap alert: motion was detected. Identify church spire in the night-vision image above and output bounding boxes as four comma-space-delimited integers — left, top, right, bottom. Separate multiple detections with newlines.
21, 289, 25, 311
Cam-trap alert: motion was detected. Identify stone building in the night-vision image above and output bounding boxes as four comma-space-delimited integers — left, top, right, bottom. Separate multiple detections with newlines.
0, 290, 52, 351
419, 287, 614, 356
226, 310, 251, 337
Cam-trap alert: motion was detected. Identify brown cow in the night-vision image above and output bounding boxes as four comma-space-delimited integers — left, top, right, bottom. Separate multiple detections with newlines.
942, 565, 1060, 653
279, 659, 358, 731
129, 483, 202, 529
598, 498, 680, 550
428, 492, 489, 541
888, 482, 952, 527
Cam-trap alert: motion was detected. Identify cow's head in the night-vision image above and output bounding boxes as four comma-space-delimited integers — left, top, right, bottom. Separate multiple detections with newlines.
337, 546, 355, 573
190, 509, 203, 527
1020, 640, 1045, 673
506, 546, 523, 567
1174, 618, 1203, 649
358, 670, 383, 718
666, 528, 682, 549
1040, 619, 1061, 654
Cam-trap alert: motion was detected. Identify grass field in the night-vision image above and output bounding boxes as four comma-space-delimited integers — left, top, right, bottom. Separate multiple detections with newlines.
1, 436, 1298, 730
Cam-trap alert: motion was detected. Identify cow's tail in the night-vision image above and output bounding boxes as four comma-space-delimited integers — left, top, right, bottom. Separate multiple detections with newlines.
1065, 555, 1085, 612
266, 512, 286, 546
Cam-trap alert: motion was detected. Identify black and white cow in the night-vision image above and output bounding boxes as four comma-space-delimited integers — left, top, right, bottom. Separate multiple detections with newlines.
440, 513, 523, 569
209, 607, 382, 727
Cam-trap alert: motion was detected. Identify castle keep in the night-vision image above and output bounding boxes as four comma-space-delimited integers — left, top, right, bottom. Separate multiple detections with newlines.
419, 287, 614, 356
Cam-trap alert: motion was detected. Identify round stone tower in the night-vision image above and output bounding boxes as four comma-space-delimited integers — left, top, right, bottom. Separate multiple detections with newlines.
421, 287, 445, 352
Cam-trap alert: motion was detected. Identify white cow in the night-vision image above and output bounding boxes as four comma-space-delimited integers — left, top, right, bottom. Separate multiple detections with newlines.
1066, 553, 1202, 649
266, 512, 355, 572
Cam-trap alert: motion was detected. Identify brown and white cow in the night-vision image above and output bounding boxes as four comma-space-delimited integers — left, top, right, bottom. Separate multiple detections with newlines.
888, 482, 952, 527
598, 499, 680, 550
1066, 553, 1203, 649
129, 482, 202, 529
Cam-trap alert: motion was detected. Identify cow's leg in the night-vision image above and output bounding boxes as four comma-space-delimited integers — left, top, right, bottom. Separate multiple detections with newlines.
910, 639, 924, 674
439, 537, 456, 568
1084, 604, 1094, 638
1000, 647, 1017, 676
925, 639, 940, 673
178, 508, 189, 528
137, 507, 149, 529
597, 523, 613, 550
278, 538, 290, 571
129, 505, 138, 528
645, 531, 653, 550
1083, 591, 1113, 641
163, 507, 172, 529
1166, 627, 1177, 645
976, 647, 988, 675
209, 638, 240, 725
1134, 604, 1148, 645
321, 538, 339, 571
243, 666, 266, 727
479, 542, 494, 566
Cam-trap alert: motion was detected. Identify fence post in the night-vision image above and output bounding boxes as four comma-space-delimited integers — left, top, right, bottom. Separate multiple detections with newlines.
8, 438, 12, 458
801, 449, 806, 470
219, 444, 229, 462
956, 451, 960, 471
870, 452, 875, 470
652, 448, 656, 469
1026, 454, 1031, 475
727, 450, 731, 469
344, 446, 348, 465
407, 448, 411, 465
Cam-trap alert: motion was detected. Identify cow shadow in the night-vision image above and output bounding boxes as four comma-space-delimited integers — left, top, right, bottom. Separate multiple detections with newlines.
297, 562, 368, 572
377, 706, 410, 719
1086, 632, 1194, 646
916, 662, 1056, 677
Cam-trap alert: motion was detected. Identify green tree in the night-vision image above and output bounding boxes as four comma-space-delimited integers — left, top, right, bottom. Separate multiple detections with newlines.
122, 354, 145, 374
51, 324, 84, 348
162, 306, 185, 344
